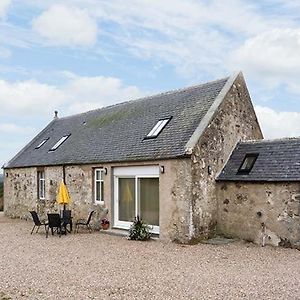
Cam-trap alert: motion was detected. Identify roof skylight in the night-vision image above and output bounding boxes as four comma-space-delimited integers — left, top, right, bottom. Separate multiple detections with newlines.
237, 153, 258, 174
49, 135, 70, 151
35, 138, 49, 149
145, 117, 171, 139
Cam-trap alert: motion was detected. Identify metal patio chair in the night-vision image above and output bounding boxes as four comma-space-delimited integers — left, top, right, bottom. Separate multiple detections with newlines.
29, 211, 48, 235
75, 210, 95, 233
46, 213, 62, 238
61, 209, 73, 233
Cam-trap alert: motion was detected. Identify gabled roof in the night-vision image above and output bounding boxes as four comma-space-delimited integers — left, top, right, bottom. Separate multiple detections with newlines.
6, 75, 233, 168
218, 138, 300, 182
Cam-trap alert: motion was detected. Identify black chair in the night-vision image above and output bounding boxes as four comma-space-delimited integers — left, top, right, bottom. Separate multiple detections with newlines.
46, 213, 62, 238
75, 211, 95, 233
61, 210, 73, 233
29, 211, 48, 234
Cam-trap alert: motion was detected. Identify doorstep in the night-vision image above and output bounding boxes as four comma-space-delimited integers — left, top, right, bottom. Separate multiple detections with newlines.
100, 228, 128, 237
100, 228, 159, 240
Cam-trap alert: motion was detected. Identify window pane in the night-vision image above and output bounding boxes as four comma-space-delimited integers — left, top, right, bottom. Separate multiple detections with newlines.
96, 181, 100, 201
96, 170, 100, 181
152, 119, 169, 136
36, 139, 48, 149
119, 178, 135, 222
38, 171, 45, 199
139, 178, 159, 226
50, 135, 70, 151
42, 180, 45, 199
147, 118, 170, 137
241, 156, 256, 171
38, 180, 41, 198
147, 120, 163, 136
101, 181, 104, 202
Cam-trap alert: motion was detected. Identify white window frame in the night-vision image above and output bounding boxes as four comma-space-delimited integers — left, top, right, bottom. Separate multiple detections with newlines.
49, 135, 70, 151
37, 171, 45, 200
114, 166, 159, 234
146, 118, 171, 138
35, 138, 49, 149
94, 168, 104, 204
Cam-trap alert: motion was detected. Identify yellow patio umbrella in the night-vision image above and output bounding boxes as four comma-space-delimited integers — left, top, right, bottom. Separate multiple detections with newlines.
57, 180, 71, 208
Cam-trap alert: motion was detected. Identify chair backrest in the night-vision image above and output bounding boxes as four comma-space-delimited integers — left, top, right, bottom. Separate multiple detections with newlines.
47, 213, 61, 228
30, 211, 42, 226
86, 210, 95, 225
61, 210, 71, 224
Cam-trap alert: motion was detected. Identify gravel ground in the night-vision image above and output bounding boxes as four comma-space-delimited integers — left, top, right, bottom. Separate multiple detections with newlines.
0, 214, 300, 300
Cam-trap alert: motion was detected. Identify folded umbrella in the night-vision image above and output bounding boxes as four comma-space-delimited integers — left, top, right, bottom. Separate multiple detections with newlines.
57, 180, 71, 207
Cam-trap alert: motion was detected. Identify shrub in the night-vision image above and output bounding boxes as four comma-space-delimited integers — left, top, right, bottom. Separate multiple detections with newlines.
128, 216, 151, 241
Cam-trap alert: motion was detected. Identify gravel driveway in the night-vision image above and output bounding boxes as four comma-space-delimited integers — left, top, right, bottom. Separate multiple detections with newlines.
0, 214, 300, 300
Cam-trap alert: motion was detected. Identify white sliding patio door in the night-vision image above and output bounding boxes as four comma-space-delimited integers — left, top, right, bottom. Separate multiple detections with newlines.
139, 178, 159, 227
114, 166, 159, 234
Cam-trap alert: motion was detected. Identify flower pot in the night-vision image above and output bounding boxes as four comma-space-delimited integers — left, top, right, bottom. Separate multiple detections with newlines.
102, 223, 109, 230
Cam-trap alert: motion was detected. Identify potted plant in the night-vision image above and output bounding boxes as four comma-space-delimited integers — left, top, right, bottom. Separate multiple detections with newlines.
128, 216, 151, 241
101, 218, 110, 230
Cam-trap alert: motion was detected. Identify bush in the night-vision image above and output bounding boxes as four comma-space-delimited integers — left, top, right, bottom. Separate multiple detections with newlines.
128, 216, 151, 241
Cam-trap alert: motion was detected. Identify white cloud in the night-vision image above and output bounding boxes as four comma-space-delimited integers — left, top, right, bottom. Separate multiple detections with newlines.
0, 73, 145, 166
0, 79, 66, 115
80, 0, 293, 79
32, 4, 98, 47
255, 105, 300, 139
18, 0, 291, 78
0, 0, 11, 19
0, 123, 35, 134
232, 28, 300, 89
0, 75, 145, 117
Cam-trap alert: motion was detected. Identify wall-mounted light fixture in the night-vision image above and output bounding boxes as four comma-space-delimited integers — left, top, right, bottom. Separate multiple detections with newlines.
104, 167, 108, 175
207, 165, 212, 175
160, 165, 165, 174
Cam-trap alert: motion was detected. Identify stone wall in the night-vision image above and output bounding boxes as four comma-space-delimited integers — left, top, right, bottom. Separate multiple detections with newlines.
4, 167, 36, 218
217, 181, 300, 247
3, 158, 191, 238
4, 165, 108, 229
189, 73, 263, 241
159, 159, 192, 242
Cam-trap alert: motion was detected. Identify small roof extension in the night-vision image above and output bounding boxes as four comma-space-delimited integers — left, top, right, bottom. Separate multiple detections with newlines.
218, 137, 300, 182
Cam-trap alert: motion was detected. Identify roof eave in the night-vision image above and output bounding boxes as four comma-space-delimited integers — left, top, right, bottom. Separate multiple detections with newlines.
216, 178, 300, 183
4, 153, 192, 170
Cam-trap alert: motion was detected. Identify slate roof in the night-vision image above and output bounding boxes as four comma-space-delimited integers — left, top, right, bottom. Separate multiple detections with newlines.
218, 138, 300, 182
6, 77, 229, 168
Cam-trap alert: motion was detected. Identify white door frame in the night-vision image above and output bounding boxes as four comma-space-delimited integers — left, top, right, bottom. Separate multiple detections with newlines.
114, 166, 159, 234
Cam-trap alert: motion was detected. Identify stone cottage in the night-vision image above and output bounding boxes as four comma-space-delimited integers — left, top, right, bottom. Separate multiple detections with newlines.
3, 71, 265, 243
217, 138, 300, 247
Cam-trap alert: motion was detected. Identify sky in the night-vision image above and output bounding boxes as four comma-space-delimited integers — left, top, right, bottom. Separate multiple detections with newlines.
1, 0, 300, 167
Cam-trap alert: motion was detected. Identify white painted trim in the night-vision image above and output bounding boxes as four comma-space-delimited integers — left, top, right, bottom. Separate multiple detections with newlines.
94, 168, 104, 204
113, 166, 160, 234
114, 165, 159, 176
185, 71, 241, 154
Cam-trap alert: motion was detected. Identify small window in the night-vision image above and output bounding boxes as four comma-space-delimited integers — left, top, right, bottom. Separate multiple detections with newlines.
35, 138, 49, 149
94, 169, 104, 204
49, 134, 70, 151
237, 153, 258, 174
145, 117, 172, 139
37, 170, 45, 199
